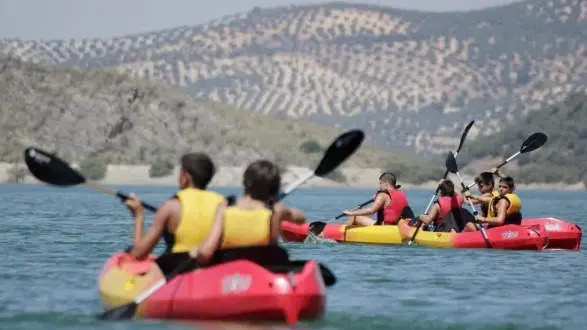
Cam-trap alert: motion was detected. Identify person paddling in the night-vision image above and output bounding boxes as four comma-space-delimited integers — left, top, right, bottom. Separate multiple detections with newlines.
465, 171, 501, 217
123, 153, 225, 260
475, 176, 523, 227
188, 160, 303, 266
343, 172, 414, 226
415, 179, 475, 232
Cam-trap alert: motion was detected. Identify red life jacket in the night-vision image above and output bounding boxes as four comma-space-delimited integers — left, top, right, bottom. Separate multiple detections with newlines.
435, 194, 464, 224
377, 189, 409, 225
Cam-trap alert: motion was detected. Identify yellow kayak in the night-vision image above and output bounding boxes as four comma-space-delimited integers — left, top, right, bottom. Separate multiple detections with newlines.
281, 221, 404, 245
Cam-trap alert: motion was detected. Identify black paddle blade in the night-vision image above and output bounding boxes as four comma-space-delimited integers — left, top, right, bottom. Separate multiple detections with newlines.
308, 221, 327, 236
520, 132, 547, 153
456, 120, 475, 153
314, 130, 364, 177
445, 151, 458, 174
24, 147, 86, 186
97, 302, 137, 320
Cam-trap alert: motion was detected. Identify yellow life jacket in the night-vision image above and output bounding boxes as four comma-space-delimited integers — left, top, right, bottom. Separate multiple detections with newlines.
488, 193, 522, 225
480, 190, 500, 216
221, 206, 272, 249
169, 188, 225, 253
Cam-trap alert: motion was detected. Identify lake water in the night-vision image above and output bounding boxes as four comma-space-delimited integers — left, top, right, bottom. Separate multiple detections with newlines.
0, 184, 585, 330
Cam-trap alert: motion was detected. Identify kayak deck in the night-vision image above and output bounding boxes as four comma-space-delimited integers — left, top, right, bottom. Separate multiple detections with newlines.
98, 251, 326, 325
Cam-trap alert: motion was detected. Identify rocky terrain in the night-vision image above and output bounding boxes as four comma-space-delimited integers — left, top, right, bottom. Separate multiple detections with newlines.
0, 55, 443, 184
1, 0, 585, 156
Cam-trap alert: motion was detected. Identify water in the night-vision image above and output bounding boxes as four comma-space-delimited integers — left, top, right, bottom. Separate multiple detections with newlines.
0, 184, 585, 330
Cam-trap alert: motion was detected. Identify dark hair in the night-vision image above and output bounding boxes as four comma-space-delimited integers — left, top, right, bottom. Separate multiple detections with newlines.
243, 160, 281, 204
499, 176, 515, 189
438, 179, 455, 197
474, 172, 495, 186
181, 153, 215, 189
379, 171, 400, 189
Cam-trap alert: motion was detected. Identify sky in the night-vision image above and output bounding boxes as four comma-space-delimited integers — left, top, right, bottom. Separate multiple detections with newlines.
0, 0, 521, 40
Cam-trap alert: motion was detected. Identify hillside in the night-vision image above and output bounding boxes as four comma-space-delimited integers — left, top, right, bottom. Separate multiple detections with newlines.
461, 92, 587, 186
1, 0, 585, 156
0, 55, 446, 183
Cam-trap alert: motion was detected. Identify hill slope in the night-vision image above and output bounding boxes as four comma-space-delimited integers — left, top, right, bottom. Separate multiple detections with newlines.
461, 92, 587, 186
0, 55, 445, 183
1, 0, 585, 156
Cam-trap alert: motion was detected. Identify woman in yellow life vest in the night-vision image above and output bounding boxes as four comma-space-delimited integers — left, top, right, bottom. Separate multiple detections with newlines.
123, 153, 225, 260
474, 176, 522, 227
188, 160, 300, 265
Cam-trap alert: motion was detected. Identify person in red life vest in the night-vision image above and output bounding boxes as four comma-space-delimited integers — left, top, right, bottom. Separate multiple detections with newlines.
416, 179, 476, 232
343, 172, 414, 226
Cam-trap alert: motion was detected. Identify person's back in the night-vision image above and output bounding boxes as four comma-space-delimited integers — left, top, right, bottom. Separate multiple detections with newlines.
189, 160, 288, 266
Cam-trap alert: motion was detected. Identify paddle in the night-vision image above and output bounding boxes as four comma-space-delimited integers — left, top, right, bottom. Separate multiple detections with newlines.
407, 151, 454, 245
464, 132, 547, 190
98, 129, 365, 321
308, 198, 375, 235
446, 152, 492, 248
23, 147, 238, 210
407, 120, 475, 245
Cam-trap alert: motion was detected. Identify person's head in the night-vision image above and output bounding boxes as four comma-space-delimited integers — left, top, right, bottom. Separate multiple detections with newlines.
498, 176, 515, 196
438, 179, 455, 197
243, 160, 281, 204
178, 153, 215, 189
474, 172, 495, 194
379, 171, 401, 190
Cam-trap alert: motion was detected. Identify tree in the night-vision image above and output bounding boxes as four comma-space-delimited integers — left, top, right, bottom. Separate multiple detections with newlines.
79, 156, 108, 180
149, 157, 175, 178
6, 164, 27, 183
299, 139, 323, 154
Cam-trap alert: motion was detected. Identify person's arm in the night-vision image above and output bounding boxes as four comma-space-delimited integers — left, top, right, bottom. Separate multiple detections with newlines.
343, 193, 386, 216
127, 195, 176, 260
477, 199, 508, 225
418, 203, 440, 225
270, 206, 289, 244
189, 200, 228, 265
273, 202, 306, 224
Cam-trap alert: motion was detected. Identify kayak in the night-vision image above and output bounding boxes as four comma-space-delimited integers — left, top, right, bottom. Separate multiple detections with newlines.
281, 218, 581, 250
280, 221, 403, 245
397, 219, 547, 250
522, 217, 582, 250
98, 250, 327, 325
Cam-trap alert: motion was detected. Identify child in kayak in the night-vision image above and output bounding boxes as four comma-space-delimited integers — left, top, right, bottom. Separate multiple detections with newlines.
188, 159, 304, 265
416, 179, 476, 232
343, 171, 414, 226
465, 171, 501, 217
474, 176, 523, 227
123, 152, 226, 260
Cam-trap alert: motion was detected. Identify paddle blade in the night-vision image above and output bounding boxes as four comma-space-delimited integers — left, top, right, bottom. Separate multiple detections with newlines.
456, 120, 475, 153
24, 147, 86, 186
445, 151, 458, 173
520, 132, 547, 153
314, 130, 364, 177
97, 302, 138, 320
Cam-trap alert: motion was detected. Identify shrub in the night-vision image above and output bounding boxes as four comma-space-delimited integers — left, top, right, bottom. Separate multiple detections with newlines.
79, 156, 108, 180
299, 139, 323, 154
6, 164, 27, 183
149, 157, 175, 178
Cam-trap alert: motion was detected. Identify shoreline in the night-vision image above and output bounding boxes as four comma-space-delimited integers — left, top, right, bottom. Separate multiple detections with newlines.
1, 163, 584, 191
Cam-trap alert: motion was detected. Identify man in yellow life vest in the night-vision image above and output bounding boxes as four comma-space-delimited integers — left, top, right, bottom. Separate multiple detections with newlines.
474, 176, 523, 227
188, 159, 300, 265
123, 152, 226, 260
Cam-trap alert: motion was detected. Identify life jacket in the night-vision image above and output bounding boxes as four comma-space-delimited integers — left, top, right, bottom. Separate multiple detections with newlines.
376, 189, 411, 225
487, 193, 522, 226
221, 206, 272, 249
163, 188, 225, 253
435, 194, 464, 224
480, 190, 500, 217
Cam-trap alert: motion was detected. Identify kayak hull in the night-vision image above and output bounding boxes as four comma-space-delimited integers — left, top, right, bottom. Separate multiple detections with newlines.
522, 218, 582, 250
281, 217, 581, 250
281, 221, 403, 245
98, 252, 326, 325
397, 219, 547, 250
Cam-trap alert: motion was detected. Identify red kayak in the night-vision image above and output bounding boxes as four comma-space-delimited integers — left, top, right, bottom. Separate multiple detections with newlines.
281, 217, 582, 250
98, 250, 328, 325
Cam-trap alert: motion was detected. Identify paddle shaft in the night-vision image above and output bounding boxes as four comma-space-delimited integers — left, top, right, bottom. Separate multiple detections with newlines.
334, 198, 374, 220
85, 182, 158, 212
454, 171, 492, 248
464, 150, 522, 190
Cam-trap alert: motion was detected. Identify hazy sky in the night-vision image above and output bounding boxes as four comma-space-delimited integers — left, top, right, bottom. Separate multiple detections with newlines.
1, 0, 521, 40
